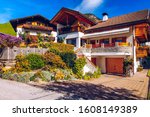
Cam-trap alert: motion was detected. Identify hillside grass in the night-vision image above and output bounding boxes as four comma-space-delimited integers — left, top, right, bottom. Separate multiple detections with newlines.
0, 22, 16, 36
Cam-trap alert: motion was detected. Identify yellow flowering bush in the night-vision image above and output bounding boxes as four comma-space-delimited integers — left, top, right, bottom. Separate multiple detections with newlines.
54, 70, 65, 81
14, 54, 31, 72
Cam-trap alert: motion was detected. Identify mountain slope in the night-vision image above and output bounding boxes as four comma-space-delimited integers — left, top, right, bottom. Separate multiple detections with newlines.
84, 13, 101, 24
0, 22, 16, 36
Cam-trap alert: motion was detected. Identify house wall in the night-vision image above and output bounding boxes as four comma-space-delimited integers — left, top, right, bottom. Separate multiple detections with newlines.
51, 31, 57, 42
96, 57, 106, 73
16, 27, 57, 41
82, 27, 136, 74
86, 29, 133, 46
58, 32, 84, 48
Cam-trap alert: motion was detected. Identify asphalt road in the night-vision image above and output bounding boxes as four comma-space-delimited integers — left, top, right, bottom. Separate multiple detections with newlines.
0, 79, 64, 100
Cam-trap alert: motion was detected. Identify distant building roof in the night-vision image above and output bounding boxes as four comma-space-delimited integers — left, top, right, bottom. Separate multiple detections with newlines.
86, 9, 150, 33
10, 14, 56, 31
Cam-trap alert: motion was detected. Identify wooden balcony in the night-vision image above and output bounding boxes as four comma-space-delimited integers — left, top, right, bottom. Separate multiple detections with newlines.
135, 27, 147, 37
135, 24, 148, 41
58, 25, 85, 35
136, 48, 148, 58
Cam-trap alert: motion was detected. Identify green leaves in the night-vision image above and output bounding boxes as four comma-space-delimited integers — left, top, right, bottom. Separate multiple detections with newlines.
73, 58, 86, 79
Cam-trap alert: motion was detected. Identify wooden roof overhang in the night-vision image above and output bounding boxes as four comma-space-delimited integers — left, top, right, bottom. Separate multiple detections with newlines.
22, 24, 53, 32
50, 8, 96, 26
10, 15, 56, 32
85, 19, 149, 34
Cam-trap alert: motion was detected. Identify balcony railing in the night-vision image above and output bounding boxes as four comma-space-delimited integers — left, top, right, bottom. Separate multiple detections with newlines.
88, 42, 130, 49
104, 43, 115, 47
58, 25, 85, 35
77, 42, 132, 55
91, 46, 132, 54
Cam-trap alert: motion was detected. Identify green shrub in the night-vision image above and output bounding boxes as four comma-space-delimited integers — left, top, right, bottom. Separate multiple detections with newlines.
93, 67, 101, 78
49, 42, 74, 53
73, 58, 86, 79
137, 66, 143, 72
60, 52, 76, 68
43, 52, 67, 69
83, 75, 91, 80
57, 37, 65, 43
123, 58, 133, 76
30, 71, 48, 82
83, 68, 101, 80
26, 53, 45, 70
147, 70, 150, 77
48, 43, 76, 68
38, 42, 51, 48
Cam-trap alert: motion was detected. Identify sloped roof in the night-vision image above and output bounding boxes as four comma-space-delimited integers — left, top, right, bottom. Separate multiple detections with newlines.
86, 9, 150, 31
10, 14, 56, 31
50, 7, 96, 25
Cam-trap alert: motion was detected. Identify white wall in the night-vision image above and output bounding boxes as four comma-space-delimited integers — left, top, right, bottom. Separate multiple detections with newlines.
96, 57, 106, 73
16, 28, 24, 37
58, 32, 84, 48
83, 65, 92, 75
51, 31, 57, 42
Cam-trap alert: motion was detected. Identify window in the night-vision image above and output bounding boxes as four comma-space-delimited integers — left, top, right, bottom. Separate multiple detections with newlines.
66, 38, 76, 46
90, 40, 96, 44
101, 39, 109, 44
112, 37, 126, 43
115, 38, 123, 42
81, 39, 86, 46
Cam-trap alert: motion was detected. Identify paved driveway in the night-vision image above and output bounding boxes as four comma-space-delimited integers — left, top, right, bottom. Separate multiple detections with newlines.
0, 70, 149, 100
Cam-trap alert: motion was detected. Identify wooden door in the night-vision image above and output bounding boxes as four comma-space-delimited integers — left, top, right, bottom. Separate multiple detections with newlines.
106, 58, 124, 74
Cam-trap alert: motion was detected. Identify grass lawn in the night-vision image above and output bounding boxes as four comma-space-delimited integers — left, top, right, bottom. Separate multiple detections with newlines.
0, 22, 16, 36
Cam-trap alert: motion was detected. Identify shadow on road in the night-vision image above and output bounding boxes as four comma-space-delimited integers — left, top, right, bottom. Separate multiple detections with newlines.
31, 81, 141, 100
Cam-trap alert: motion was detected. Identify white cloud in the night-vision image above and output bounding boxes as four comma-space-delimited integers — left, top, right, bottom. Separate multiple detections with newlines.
0, 8, 13, 23
75, 0, 103, 12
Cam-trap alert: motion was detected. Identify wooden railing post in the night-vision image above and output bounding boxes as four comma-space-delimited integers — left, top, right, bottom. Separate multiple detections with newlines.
101, 43, 104, 48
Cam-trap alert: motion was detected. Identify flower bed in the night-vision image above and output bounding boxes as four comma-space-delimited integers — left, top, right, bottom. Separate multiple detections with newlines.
0, 33, 22, 48
1, 69, 76, 83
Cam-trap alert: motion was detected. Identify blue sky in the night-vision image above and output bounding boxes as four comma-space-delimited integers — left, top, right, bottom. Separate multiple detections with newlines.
0, 0, 150, 23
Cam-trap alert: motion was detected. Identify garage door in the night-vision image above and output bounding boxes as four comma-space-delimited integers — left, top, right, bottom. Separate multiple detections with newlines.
106, 58, 124, 74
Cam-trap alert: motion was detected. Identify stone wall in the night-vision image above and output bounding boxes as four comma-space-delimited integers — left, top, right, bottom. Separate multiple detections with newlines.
0, 47, 48, 60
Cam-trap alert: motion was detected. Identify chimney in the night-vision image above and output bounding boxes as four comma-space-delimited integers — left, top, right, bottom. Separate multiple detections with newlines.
102, 13, 108, 21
